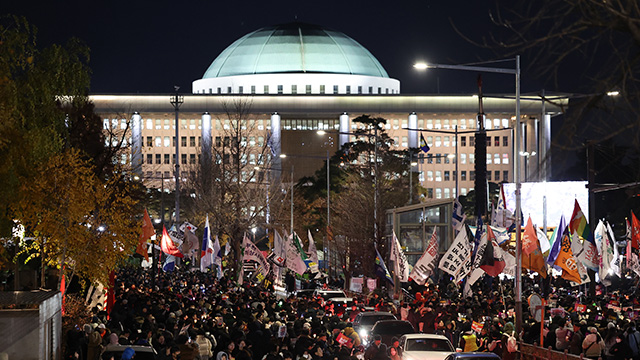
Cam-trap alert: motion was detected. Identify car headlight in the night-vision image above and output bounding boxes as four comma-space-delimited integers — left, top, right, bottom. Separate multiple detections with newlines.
359, 329, 368, 344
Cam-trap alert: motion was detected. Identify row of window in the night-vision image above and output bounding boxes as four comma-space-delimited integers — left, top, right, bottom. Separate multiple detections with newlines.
421, 153, 510, 165
425, 170, 510, 182
145, 152, 270, 166
104, 117, 512, 132
201, 84, 397, 95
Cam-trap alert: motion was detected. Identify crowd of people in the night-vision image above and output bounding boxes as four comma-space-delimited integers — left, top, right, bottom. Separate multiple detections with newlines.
63, 267, 640, 360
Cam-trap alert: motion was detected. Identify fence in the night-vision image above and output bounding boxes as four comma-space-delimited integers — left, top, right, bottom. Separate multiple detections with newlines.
520, 342, 598, 360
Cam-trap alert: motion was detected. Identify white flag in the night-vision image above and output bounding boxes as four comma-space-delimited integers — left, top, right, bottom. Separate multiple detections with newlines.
439, 226, 471, 282
536, 227, 551, 254
285, 232, 308, 275
307, 230, 319, 273
607, 222, 621, 278
595, 220, 613, 285
467, 229, 489, 286
391, 232, 410, 282
242, 234, 271, 278
411, 229, 439, 285
213, 236, 222, 279
200, 215, 214, 272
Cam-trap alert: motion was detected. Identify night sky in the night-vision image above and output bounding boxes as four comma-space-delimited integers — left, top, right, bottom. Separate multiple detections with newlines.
5, 0, 547, 95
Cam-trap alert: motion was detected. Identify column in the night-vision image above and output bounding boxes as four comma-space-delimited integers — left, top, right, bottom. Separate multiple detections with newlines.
339, 112, 350, 148
408, 112, 418, 148
131, 112, 142, 177
271, 112, 282, 181
201, 112, 212, 175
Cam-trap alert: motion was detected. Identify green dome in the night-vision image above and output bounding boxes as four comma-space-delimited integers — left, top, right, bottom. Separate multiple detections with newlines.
202, 22, 390, 78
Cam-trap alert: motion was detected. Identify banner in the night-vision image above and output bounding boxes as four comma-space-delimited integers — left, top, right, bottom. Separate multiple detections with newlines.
439, 225, 472, 282
410, 229, 439, 285
285, 232, 308, 275
391, 232, 410, 282
242, 234, 271, 279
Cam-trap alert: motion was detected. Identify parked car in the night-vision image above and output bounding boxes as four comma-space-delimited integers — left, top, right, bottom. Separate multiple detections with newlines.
101, 344, 157, 360
352, 311, 397, 343
369, 319, 415, 346
314, 289, 346, 301
399, 334, 455, 360
442, 352, 501, 360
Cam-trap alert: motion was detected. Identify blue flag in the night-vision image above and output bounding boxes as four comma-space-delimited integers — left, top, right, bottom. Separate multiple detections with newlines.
546, 215, 566, 270
375, 247, 394, 285
163, 255, 176, 272
419, 134, 430, 153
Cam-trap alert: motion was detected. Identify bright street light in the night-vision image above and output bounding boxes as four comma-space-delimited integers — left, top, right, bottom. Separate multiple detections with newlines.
414, 56, 523, 336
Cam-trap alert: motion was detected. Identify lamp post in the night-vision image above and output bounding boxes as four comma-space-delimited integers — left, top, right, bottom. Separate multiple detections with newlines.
414, 56, 522, 336
170, 87, 184, 225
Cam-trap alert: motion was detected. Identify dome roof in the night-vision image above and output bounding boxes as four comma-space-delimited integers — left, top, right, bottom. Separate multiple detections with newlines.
202, 22, 390, 79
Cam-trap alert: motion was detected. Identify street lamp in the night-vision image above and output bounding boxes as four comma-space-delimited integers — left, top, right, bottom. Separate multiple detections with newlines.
414, 56, 523, 336
170, 86, 184, 225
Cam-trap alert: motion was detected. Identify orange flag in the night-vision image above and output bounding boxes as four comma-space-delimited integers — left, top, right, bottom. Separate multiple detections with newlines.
136, 209, 155, 262
522, 217, 547, 278
554, 227, 580, 283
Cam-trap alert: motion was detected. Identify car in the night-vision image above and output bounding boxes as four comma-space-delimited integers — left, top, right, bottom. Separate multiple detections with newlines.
314, 289, 346, 301
369, 319, 415, 346
293, 289, 316, 298
101, 344, 158, 360
352, 311, 397, 343
442, 352, 501, 360
399, 334, 455, 360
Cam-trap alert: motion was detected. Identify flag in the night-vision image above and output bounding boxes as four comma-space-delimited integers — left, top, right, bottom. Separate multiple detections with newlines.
224, 237, 231, 256
375, 247, 394, 285
569, 199, 598, 271
547, 215, 566, 269
479, 226, 506, 277
522, 217, 547, 278
631, 211, 640, 251
242, 234, 271, 279
391, 232, 410, 282
410, 228, 439, 285
452, 197, 466, 232
606, 222, 621, 278
270, 231, 286, 267
626, 218, 640, 276
200, 215, 214, 272
285, 232, 308, 275
491, 184, 514, 229
213, 236, 223, 278
554, 227, 581, 283
439, 224, 472, 282
419, 133, 430, 153
161, 226, 183, 258
163, 255, 177, 272
182, 227, 199, 259
536, 227, 551, 254
467, 222, 489, 286
307, 230, 319, 273
595, 220, 614, 284
137, 209, 155, 262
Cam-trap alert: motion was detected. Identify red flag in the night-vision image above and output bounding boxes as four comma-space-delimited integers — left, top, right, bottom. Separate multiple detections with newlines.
60, 267, 66, 315
631, 211, 640, 250
479, 226, 506, 277
161, 226, 183, 258
136, 209, 155, 261
106, 270, 115, 319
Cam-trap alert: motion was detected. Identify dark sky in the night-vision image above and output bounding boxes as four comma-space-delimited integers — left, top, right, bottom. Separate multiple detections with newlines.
6, 0, 546, 95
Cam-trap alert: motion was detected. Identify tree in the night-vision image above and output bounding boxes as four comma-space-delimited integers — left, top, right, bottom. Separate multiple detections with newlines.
298, 115, 417, 278
12, 149, 139, 289
456, 2, 640, 180
183, 97, 286, 272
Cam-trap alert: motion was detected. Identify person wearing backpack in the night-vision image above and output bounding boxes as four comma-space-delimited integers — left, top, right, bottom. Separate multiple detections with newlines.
625, 322, 640, 360
501, 322, 517, 360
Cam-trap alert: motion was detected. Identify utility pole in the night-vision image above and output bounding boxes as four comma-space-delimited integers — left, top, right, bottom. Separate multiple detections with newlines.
170, 87, 184, 226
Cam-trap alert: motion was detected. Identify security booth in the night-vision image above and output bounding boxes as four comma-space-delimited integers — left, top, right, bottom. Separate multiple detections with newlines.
0, 290, 62, 360
385, 199, 455, 270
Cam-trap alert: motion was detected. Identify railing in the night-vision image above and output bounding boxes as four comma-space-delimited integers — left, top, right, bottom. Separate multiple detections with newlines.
520, 342, 599, 360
